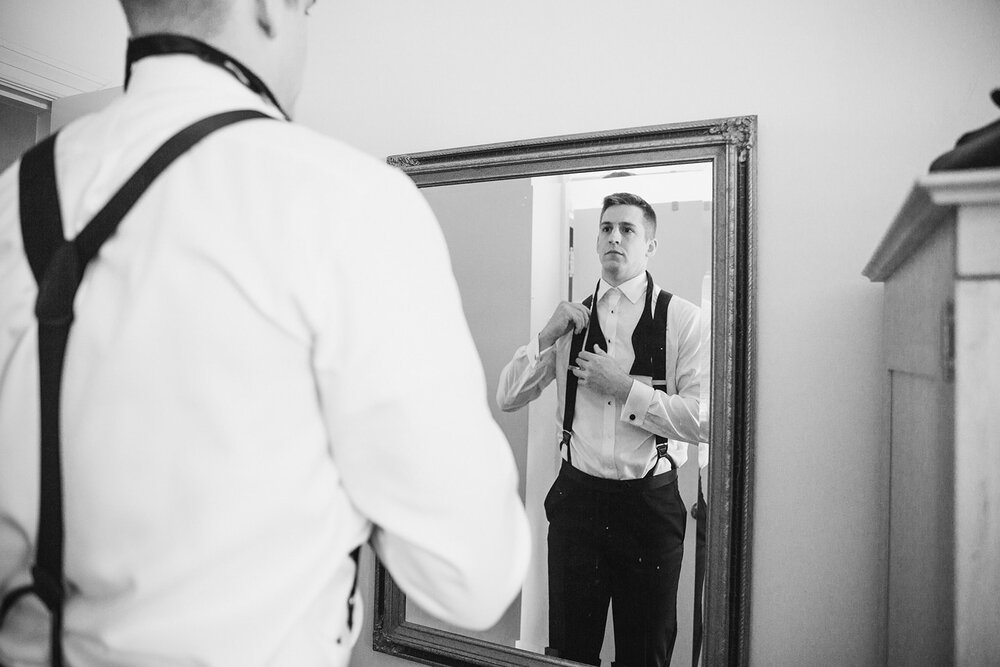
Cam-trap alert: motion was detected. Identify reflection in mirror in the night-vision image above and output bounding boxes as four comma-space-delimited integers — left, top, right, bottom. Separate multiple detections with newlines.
405, 164, 714, 666
374, 118, 755, 667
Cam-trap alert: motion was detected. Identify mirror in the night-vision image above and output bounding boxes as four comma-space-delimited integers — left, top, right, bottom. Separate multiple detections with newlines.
374, 117, 756, 667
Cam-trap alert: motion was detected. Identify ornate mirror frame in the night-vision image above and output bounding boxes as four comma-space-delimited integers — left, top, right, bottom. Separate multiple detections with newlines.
375, 116, 757, 667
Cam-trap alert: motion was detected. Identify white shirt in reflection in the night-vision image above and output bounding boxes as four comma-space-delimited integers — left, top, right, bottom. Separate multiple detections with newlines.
497, 271, 705, 480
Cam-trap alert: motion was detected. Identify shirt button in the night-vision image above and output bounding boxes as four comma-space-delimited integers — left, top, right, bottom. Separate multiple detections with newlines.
629, 414, 636, 421
608, 401, 612, 406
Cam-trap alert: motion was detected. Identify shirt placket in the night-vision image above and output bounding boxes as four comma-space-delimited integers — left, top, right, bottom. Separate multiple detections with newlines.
602, 289, 621, 472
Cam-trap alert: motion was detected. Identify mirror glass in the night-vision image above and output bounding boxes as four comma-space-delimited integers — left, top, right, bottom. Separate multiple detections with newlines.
374, 118, 755, 667
407, 163, 713, 665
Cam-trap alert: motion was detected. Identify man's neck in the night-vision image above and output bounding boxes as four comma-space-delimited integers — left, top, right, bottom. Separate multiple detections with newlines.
602, 269, 645, 288
130, 16, 289, 113
124, 33, 290, 119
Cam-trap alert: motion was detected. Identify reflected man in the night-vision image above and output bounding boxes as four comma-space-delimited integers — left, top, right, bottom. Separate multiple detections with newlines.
497, 192, 704, 666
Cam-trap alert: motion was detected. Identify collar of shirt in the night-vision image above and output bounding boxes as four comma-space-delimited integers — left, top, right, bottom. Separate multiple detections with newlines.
596, 271, 647, 305
52, 54, 283, 240
126, 54, 284, 119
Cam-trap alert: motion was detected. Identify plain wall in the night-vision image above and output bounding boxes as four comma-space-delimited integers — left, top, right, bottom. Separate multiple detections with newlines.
0, 0, 125, 89
5, 1, 1000, 664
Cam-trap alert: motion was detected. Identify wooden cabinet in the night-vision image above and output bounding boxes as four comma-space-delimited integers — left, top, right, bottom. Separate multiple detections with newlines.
865, 169, 1000, 666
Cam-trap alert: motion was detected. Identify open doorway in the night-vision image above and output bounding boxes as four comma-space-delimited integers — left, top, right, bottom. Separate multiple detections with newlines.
0, 83, 50, 172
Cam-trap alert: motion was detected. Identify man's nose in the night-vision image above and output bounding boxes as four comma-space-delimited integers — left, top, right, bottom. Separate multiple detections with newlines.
609, 227, 622, 243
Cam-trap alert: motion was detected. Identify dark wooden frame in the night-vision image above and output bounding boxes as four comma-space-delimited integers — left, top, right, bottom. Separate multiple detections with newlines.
376, 116, 757, 667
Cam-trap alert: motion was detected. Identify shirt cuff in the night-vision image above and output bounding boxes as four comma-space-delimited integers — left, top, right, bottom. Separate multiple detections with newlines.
533, 335, 557, 362
621, 379, 653, 426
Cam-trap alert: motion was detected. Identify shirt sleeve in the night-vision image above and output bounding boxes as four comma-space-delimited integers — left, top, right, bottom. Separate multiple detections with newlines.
495, 334, 559, 412
302, 167, 531, 631
619, 298, 705, 445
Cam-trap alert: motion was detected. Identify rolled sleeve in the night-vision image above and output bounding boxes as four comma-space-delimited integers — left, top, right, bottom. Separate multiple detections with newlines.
495, 333, 558, 413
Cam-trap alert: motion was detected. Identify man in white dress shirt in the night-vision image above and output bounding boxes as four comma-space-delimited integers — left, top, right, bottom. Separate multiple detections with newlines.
497, 192, 704, 667
0, 1, 530, 665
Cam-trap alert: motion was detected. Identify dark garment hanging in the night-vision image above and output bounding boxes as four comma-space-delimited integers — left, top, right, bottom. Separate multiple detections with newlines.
929, 88, 1000, 172
691, 473, 708, 666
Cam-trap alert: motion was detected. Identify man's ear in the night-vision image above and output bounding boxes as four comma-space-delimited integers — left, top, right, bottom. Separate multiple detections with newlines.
646, 237, 658, 257
254, 0, 276, 37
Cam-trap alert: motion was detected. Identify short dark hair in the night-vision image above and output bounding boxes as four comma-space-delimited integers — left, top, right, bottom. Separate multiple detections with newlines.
600, 192, 657, 239
118, 0, 235, 36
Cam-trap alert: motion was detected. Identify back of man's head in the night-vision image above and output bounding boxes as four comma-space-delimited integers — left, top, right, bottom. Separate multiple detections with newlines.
118, 0, 310, 114
119, 0, 234, 37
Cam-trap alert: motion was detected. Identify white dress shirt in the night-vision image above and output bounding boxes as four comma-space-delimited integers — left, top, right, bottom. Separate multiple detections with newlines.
0, 54, 530, 666
497, 272, 704, 479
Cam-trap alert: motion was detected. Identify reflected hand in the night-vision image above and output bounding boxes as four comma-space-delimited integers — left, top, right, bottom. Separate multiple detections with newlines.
572, 345, 632, 401
538, 302, 590, 350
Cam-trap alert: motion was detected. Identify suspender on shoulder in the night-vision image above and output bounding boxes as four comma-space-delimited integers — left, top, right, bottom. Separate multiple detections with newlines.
0, 110, 271, 665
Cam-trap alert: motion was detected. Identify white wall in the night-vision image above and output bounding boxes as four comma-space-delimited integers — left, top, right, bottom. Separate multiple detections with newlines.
6, 1, 1000, 664
0, 0, 126, 90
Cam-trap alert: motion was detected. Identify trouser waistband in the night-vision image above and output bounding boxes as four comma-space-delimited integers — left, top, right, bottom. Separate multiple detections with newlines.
558, 459, 678, 492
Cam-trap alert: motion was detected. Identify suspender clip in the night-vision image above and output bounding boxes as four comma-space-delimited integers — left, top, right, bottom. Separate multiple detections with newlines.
655, 441, 678, 470
559, 430, 572, 449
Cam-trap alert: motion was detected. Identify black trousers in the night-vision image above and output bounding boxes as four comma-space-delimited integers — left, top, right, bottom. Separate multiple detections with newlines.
546, 461, 686, 667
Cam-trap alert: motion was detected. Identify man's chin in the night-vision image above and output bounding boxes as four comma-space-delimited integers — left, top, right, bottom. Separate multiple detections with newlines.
601, 258, 626, 273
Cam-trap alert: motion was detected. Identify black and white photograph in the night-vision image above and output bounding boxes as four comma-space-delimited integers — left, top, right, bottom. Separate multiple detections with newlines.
1, 1, 998, 665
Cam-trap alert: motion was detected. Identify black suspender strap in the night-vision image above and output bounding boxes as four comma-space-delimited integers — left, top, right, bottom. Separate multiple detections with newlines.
19, 132, 63, 285
11, 131, 71, 667
647, 286, 674, 477
74, 109, 270, 265
560, 281, 601, 466
0, 109, 271, 666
